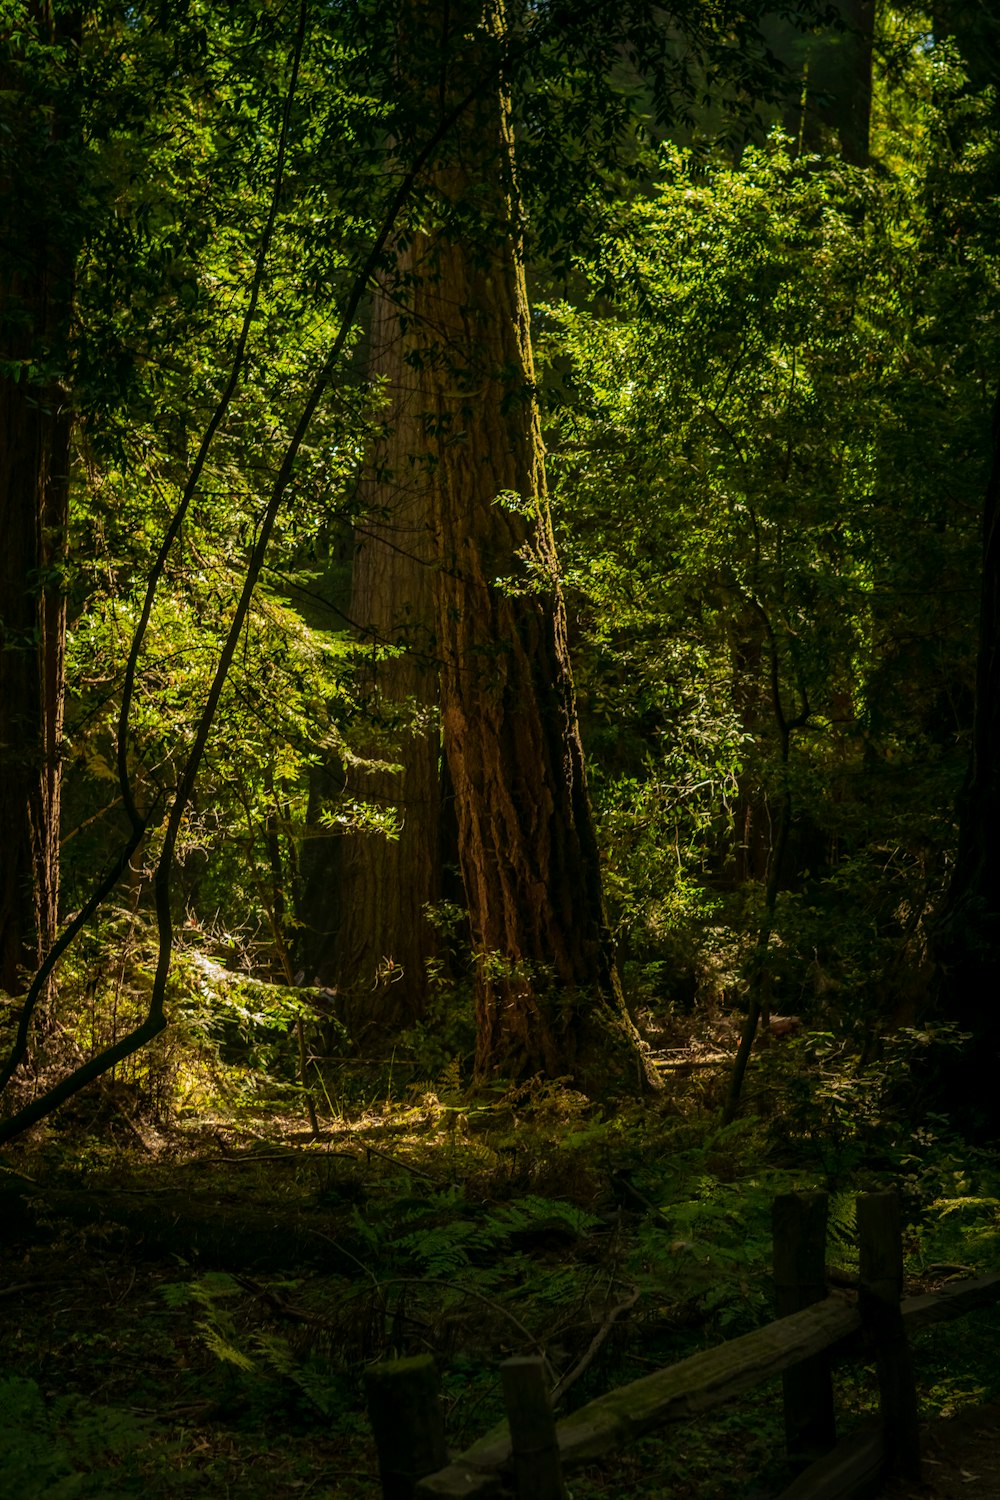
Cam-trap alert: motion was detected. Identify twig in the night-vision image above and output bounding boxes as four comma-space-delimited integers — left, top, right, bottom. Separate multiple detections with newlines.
550, 1285, 640, 1403
352, 1140, 440, 1181
655, 1057, 728, 1070
0, 1162, 37, 1183
214, 1150, 358, 1165
95, 1185, 186, 1194
0, 1281, 49, 1300
233, 1274, 338, 1328
379, 1276, 544, 1356
302, 1226, 381, 1281
141, 1399, 222, 1424
236, 1264, 546, 1365
110, 1095, 156, 1153
201, 1138, 436, 1177
611, 1172, 671, 1223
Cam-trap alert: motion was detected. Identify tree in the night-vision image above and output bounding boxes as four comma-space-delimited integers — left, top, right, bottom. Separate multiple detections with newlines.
341, 0, 655, 1083
797, 0, 875, 165
0, 4, 79, 1004
2, 0, 840, 1136
930, 1, 1000, 94
924, 16, 1000, 1121
540, 45, 1000, 1094
0, 0, 362, 1134
331, 273, 445, 1039
328, 0, 845, 1079
932, 388, 1000, 1131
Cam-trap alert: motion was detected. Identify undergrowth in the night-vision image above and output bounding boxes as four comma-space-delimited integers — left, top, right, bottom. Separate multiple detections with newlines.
2, 966, 999, 1498
3, 1044, 1000, 1499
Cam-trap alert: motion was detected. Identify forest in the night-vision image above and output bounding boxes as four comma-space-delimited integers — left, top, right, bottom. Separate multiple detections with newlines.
2, 0, 1000, 1495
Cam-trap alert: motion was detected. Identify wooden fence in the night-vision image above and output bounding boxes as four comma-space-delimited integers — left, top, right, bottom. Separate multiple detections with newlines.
363, 1191, 1000, 1500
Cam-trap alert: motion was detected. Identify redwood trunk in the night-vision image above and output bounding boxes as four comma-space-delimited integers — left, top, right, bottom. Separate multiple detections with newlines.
932, 388, 1000, 1131
0, 361, 68, 1000
0, 6, 73, 1004
397, 1, 652, 1085
334, 277, 443, 1039
769, 0, 874, 165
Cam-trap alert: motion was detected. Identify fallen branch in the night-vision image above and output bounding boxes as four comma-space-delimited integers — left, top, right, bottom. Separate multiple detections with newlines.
0, 1281, 49, 1301
551, 1285, 640, 1403
352, 1140, 441, 1182
234, 1274, 339, 1328
380, 1276, 545, 1357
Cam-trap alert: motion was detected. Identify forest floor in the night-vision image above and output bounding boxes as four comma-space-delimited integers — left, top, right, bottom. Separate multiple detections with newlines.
2, 1057, 1000, 1500
886, 1404, 1000, 1498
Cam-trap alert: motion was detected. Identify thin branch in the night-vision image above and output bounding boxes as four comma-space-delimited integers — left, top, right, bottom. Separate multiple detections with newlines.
379, 1276, 544, 1356
349, 1139, 440, 1181
116, 0, 310, 833
60, 795, 125, 847
550, 1284, 640, 1403
0, 3, 310, 1126
0, 820, 151, 1102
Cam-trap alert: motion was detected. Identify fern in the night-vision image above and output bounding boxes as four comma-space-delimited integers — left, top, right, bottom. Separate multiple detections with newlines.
827, 1191, 859, 1270
161, 1271, 258, 1375
0, 1376, 156, 1498
393, 1217, 483, 1275
251, 1333, 347, 1419
390, 1193, 599, 1274
486, 1195, 599, 1238
933, 1196, 1000, 1219
198, 1319, 257, 1372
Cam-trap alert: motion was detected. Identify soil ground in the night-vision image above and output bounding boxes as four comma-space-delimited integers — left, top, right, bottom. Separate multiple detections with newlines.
885, 1405, 1000, 1500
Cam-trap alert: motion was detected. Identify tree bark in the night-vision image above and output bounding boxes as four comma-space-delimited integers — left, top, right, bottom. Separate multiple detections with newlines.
767, 0, 874, 166
0, 4, 75, 1005
931, 387, 1000, 1131
931, 4, 1000, 96
394, 0, 654, 1086
334, 276, 444, 1039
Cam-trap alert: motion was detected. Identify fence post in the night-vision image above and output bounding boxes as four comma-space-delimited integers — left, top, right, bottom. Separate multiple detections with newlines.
857, 1192, 921, 1482
365, 1354, 449, 1500
773, 1191, 837, 1465
500, 1356, 566, 1500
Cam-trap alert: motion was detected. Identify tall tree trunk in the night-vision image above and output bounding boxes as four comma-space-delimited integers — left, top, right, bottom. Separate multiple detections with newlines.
931, 388, 1000, 1131
0, 5, 74, 1004
767, 0, 875, 165
398, 0, 654, 1087
334, 278, 443, 1040
727, 612, 771, 889
931, 5, 1000, 95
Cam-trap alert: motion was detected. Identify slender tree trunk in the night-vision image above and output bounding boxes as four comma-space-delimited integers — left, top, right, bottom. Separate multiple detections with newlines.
931, 5, 1000, 95
724, 596, 808, 1121
0, 5, 74, 1004
396, 0, 654, 1087
334, 278, 443, 1039
0, 365, 68, 999
727, 613, 771, 889
768, 0, 874, 165
931, 387, 1000, 1130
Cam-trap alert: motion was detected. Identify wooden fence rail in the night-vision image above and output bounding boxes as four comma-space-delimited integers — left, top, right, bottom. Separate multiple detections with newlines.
363, 1191, 1000, 1500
